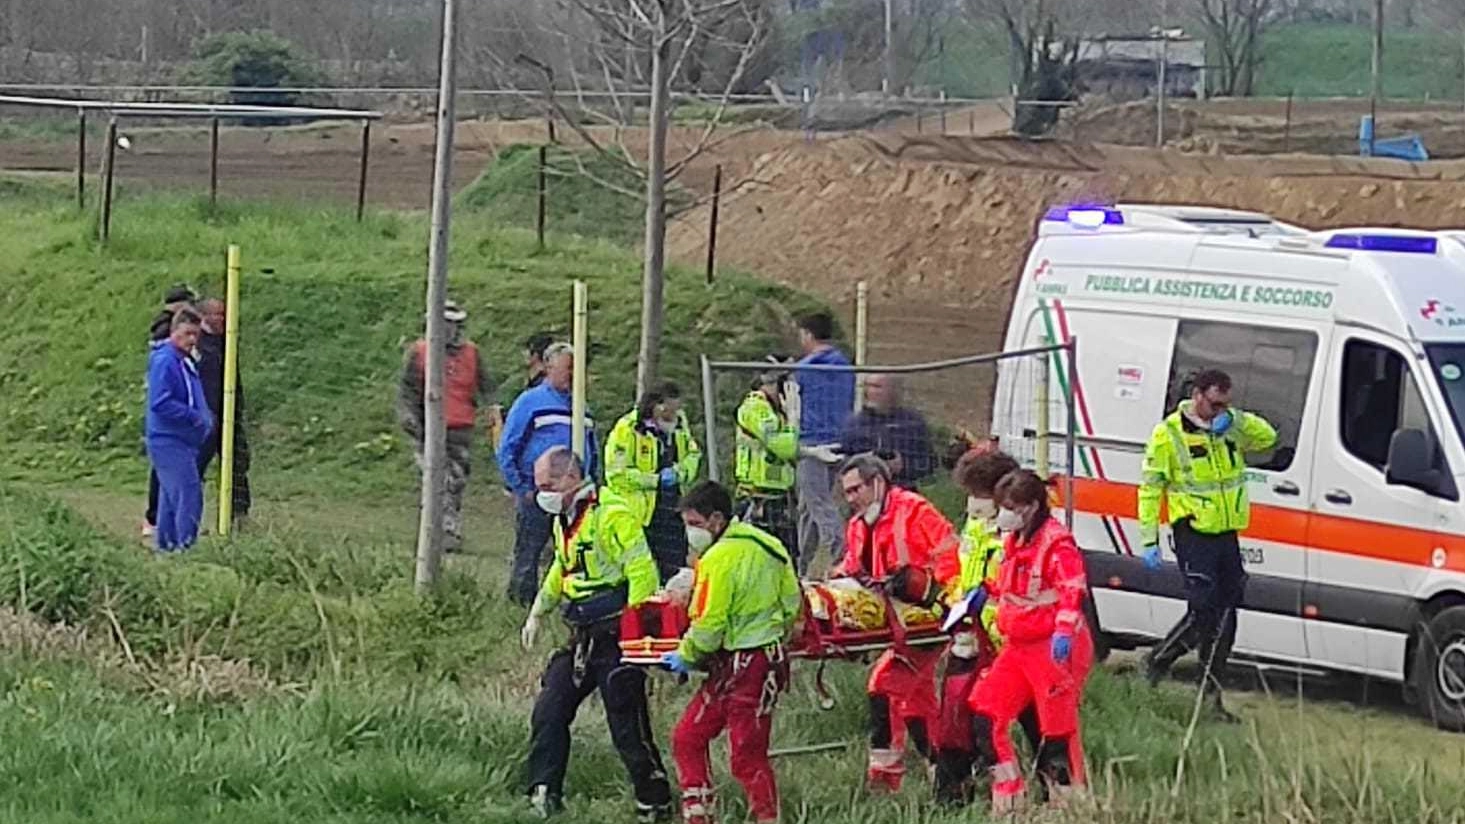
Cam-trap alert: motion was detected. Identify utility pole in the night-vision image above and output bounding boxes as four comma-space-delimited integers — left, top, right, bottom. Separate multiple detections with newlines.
1156, 0, 1169, 149
636, 14, 671, 397
883, 0, 895, 96
415, 0, 459, 593
1370, 0, 1383, 155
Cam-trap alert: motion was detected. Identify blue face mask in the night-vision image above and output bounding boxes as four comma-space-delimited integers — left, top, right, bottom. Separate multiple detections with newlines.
1210, 410, 1233, 435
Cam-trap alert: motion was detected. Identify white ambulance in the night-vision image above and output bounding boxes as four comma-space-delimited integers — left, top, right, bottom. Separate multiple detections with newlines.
993, 203, 1465, 728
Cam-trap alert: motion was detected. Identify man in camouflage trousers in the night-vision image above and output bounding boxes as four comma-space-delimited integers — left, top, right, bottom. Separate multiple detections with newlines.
398, 300, 494, 552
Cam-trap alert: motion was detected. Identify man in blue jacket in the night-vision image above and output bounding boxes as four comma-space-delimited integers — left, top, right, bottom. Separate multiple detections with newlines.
498, 342, 599, 605
146, 308, 213, 552
794, 311, 853, 571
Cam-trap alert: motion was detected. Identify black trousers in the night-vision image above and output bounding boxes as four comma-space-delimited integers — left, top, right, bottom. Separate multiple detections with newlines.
526, 623, 671, 807
1152, 521, 1247, 687
197, 424, 252, 517
647, 499, 688, 584
735, 493, 797, 568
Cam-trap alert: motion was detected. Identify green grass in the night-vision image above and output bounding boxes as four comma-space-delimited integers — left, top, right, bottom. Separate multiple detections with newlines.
3, 176, 1465, 822
0, 175, 817, 499
457, 144, 693, 247
1257, 23, 1465, 99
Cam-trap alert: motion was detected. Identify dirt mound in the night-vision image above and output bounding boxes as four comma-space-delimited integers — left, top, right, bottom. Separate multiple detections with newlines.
1069, 98, 1465, 159
668, 134, 1465, 427
670, 133, 1465, 309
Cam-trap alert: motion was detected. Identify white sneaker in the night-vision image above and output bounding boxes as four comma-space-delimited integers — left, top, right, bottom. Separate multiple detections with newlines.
529, 785, 561, 819
141, 521, 155, 539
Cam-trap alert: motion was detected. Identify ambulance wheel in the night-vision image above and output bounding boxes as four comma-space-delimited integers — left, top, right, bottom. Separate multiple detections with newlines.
1414, 606, 1465, 732
1084, 595, 1111, 664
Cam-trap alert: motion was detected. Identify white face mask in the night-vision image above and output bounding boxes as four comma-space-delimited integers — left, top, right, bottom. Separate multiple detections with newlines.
862, 498, 883, 525
967, 497, 996, 520
685, 525, 715, 552
994, 507, 1025, 533
536, 490, 565, 516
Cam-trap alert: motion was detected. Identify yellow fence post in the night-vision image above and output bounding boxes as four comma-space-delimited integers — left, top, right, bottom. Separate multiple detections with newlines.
571, 280, 588, 461
218, 244, 241, 537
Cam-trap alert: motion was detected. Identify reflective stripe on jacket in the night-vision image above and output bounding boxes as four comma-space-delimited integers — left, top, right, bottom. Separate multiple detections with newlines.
993, 517, 1087, 645
735, 390, 798, 494
604, 408, 703, 524
838, 487, 961, 586
533, 488, 659, 615
952, 515, 1004, 648
1137, 401, 1278, 544
678, 521, 802, 665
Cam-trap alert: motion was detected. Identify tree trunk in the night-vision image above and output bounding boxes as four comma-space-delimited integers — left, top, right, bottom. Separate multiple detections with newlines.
636, 26, 672, 397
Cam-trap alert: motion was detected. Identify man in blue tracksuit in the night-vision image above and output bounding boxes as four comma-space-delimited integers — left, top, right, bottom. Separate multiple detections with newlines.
146, 308, 213, 552
794, 310, 854, 569
498, 342, 599, 605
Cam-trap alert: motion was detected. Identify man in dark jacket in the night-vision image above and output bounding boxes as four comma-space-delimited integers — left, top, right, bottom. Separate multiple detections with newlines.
195, 298, 252, 525
147, 308, 213, 551
839, 373, 934, 489
144, 284, 196, 539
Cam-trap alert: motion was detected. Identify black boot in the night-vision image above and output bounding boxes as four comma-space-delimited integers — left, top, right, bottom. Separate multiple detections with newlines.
1144, 618, 1193, 687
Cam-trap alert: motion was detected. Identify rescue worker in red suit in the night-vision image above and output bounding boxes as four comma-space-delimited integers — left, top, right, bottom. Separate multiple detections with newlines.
932, 447, 1042, 805
832, 453, 961, 792
968, 470, 1093, 812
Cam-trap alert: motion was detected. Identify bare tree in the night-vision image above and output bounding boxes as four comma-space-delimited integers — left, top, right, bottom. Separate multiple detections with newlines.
964, 0, 1084, 135
510, 1, 771, 394
1194, 0, 1276, 97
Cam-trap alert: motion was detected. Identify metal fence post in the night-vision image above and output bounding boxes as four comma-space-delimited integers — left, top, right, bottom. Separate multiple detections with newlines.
705, 163, 722, 285
99, 118, 118, 243
537, 145, 548, 249
701, 355, 720, 482
208, 117, 220, 206
76, 109, 86, 209
356, 120, 372, 221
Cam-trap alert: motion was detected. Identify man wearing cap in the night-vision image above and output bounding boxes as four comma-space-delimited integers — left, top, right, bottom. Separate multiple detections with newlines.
398, 300, 495, 552
143, 284, 197, 539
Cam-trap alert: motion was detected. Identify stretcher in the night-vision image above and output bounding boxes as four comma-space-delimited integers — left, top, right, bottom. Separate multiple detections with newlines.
618, 578, 952, 667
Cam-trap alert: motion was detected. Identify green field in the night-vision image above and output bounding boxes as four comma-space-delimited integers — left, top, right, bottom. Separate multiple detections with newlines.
3, 171, 1465, 822
916, 20, 1465, 102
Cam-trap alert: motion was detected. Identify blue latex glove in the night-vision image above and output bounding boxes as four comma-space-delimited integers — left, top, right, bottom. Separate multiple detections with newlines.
659, 467, 679, 488
1051, 632, 1072, 664
1142, 545, 1163, 570
1210, 409, 1233, 435
661, 651, 691, 676
969, 587, 989, 614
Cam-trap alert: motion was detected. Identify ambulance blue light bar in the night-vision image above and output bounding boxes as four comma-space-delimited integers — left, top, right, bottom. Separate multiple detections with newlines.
1324, 233, 1439, 254
1043, 205, 1125, 228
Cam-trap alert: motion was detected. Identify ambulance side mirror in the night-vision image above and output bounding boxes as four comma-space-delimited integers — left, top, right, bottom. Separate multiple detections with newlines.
1386, 429, 1458, 500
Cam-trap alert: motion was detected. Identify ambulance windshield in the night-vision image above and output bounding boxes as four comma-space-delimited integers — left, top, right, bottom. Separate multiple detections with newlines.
1427, 344, 1465, 443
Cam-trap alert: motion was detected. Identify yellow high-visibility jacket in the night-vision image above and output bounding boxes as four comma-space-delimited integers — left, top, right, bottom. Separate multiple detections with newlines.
1138, 401, 1277, 545
734, 390, 798, 494
533, 488, 659, 616
950, 515, 1004, 648
605, 408, 702, 524
678, 520, 802, 666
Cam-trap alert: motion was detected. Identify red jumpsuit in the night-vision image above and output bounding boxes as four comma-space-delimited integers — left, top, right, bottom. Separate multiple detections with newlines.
836, 488, 961, 792
968, 516, 1092, 811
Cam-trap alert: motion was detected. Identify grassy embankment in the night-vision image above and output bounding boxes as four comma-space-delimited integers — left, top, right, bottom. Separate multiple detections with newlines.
1, 154, 1464, 823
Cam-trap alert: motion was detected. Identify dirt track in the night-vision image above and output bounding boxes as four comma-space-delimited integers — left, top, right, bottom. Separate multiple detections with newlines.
0, 119, 803, 210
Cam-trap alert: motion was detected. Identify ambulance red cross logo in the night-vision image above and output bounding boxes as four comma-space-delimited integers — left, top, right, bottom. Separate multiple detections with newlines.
1422, 299, 1462, 327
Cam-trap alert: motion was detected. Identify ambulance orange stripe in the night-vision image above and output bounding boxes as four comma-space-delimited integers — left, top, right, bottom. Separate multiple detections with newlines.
1059, 477, 1465, 573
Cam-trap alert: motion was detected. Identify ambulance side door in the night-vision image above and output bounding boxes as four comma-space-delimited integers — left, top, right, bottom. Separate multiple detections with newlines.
1157, 316, 1323, 664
